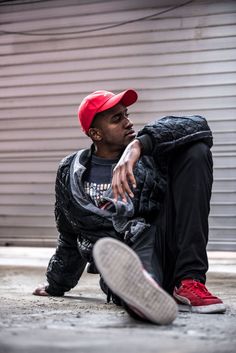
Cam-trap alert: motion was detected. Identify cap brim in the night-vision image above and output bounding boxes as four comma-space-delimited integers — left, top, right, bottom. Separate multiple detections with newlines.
97, 89, 138, 113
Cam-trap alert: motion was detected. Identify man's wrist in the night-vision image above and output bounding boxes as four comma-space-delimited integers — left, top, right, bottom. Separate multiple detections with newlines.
133, 138, 143, 152
135, 134, 153, 155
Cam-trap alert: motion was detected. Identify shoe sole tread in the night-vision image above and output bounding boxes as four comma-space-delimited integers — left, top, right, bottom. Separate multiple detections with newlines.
93, 238, 177, 325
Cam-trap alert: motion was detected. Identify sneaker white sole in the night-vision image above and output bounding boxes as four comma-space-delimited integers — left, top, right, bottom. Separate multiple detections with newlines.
177, 303, 226, 314
93, 238, 178, 325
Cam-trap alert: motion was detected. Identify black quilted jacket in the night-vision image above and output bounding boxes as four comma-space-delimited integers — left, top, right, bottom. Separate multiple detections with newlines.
46, 115, 213, 296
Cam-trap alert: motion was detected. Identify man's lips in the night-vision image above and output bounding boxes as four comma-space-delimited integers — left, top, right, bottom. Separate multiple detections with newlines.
125, 129, 136, 136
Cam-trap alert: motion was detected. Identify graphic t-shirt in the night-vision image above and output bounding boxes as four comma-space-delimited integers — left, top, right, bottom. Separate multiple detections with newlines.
83, 155, 118, 207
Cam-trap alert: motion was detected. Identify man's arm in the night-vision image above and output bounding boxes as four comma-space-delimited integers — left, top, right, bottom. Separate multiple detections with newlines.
34, 205, 87, 296
34, 155, 87, 296
33, 204, 87, 296
112, 115, 213, 201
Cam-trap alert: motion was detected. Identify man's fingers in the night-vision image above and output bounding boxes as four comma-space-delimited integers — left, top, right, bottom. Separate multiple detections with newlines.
112, 169, 120, 202
112, 164, 136, 202
112, 168, 126, 202
119, 162, 136, 198
33, 289, 48, 296
126, 165, 137, 190
116, 176, 126, 202
121, 170, 134, 199
33, 285, 49, 296
111, 139, 141, 201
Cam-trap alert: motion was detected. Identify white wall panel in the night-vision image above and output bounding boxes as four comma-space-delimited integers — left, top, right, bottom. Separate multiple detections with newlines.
0, 0, 235, 249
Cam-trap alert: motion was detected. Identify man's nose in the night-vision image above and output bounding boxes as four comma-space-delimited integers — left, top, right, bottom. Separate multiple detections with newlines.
124, 116, 133, 128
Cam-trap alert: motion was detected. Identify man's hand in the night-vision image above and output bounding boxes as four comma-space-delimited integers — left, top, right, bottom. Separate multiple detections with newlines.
112, 139, 142, 202
33, 284, 49, 296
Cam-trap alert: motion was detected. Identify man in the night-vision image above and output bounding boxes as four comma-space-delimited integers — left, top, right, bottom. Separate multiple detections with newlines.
34, 89, 226, 324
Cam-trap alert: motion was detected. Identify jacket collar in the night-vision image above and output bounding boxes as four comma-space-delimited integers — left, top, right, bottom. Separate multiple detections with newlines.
78, 144, 94, 167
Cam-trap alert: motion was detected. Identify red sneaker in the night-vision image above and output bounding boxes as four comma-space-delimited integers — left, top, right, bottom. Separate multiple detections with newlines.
173, 279, 226, 313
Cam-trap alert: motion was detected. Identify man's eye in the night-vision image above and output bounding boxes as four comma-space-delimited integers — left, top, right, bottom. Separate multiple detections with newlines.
112, 112, 129, 122
112, 115, 122, 122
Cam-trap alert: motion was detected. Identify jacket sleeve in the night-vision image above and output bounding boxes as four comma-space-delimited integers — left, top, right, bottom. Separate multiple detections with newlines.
45, 159, 87, 296
136, 115, 213, 157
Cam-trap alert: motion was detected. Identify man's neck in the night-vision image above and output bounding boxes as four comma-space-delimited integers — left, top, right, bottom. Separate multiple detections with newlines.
93, 146, 123, 159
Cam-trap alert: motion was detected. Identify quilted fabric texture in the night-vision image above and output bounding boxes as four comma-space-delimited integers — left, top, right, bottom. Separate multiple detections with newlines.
137, 115, 212, 155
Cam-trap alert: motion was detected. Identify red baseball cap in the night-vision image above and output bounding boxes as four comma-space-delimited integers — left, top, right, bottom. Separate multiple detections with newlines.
78, 89, 138, 134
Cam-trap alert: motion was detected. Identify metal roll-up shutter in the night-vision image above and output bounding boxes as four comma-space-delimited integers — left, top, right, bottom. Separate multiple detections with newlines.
0, 0, 235, 249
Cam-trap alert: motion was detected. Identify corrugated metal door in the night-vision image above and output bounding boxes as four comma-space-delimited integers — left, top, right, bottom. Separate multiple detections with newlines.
0, 0, 235, 249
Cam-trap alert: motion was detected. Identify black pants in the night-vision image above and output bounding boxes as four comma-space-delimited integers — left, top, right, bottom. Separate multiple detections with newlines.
131, 141, 213, 295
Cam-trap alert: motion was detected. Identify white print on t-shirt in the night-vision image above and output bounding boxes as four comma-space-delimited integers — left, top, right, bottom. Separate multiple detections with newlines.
84, 181, 111, 207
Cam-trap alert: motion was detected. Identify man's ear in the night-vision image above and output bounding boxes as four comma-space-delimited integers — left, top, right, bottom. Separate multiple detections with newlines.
88, 128, 102, 141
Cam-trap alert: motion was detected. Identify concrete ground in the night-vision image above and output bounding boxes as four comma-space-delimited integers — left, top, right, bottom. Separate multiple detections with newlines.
0, 248, 236, 353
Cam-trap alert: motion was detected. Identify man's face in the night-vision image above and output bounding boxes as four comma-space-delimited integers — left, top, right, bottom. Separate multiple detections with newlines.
90, 103, 136, 151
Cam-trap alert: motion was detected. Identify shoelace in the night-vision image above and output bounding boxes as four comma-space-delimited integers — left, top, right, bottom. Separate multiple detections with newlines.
182, 280, 216, 299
